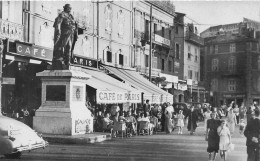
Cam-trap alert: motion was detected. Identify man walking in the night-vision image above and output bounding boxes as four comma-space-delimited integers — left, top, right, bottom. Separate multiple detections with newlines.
244, 109, 260, 161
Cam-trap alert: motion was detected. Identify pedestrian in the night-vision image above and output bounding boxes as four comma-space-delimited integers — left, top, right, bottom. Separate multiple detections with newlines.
239, 102, 247, 122
238, 119, 246, 137
176, 110, 185, 134
217, 119, 232, 161
204, 107, 212, 134
246, 106, 255, 124
185, 106, 199, 135
233, 104, 240, 124
206, 112, 221, 161
165, 110, 174, 134
244, 109, 260, 161
226, 107, 237, 135
143, 100, 151, 114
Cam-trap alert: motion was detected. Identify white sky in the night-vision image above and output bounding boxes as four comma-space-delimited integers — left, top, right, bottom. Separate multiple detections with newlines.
173, 0, 260, 33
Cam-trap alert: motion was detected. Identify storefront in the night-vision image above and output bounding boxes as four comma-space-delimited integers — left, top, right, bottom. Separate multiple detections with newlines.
2, 40, 52, 122
222, 93, 245, 106
101, 65, 174, 104
72, 55, 142, 114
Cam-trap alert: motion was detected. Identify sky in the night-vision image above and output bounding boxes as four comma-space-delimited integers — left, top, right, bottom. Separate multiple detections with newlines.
173, 0, 260, 33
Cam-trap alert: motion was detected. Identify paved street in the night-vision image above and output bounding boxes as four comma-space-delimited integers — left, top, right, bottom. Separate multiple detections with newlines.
1, 122, 247, 161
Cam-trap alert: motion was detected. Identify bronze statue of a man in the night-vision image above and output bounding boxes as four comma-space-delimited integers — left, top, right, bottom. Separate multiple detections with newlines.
52, 4, 78, 70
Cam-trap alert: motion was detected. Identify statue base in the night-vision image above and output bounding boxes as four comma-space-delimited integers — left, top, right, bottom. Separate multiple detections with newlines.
33, 67, 93, 135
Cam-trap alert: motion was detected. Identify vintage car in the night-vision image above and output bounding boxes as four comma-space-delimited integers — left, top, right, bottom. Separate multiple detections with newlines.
0, 115, 48, 158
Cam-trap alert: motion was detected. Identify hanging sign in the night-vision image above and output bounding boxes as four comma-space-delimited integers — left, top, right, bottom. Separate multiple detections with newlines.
96, 90, 141, 104
16, 42, 53, 61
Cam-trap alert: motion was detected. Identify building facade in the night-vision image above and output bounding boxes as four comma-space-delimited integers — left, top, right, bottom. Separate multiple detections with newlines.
132, 1, 178, 97
201, 19, 260, 107
0, 1, 178, 117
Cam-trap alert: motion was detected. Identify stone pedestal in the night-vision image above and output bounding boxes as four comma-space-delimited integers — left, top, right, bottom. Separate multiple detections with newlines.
33, 67, 93, 135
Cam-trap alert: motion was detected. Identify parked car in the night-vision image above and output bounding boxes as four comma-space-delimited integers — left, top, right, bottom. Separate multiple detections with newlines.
0, 115, 48, 159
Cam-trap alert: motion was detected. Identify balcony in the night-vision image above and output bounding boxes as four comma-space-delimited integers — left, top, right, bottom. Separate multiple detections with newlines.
137, 66, 161, 77
0, 19, 24, 41
185, 31, 204, 46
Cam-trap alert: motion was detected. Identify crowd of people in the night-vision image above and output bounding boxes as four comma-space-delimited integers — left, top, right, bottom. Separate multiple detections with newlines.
94, 100, 203, 137
204, 101, 260, 161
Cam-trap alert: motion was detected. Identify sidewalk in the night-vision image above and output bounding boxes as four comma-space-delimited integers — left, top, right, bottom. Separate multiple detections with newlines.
43, 132, 112, 144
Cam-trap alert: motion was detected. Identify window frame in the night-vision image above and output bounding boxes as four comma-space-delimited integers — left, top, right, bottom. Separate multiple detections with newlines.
211, 58, 219, 71
228, 79, 236, 91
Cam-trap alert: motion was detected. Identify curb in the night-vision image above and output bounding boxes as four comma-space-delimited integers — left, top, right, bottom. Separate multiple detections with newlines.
43, 133, 112, 145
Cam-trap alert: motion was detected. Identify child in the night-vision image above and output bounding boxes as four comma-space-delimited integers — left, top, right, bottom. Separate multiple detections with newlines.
218, 119, 232, 161
176, 110, 185, 134
238, 119, 246, 136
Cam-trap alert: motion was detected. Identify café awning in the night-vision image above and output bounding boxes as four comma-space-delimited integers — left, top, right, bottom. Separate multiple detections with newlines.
82, 68, 142, 104
102, 65, 173, 104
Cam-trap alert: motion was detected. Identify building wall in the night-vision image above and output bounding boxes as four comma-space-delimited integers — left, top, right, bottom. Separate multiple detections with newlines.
204, 38, 260, 106
183, 42, 200, 82
132, 1, 175, 77
98, 2, 132, 68
173, 15, 185, 80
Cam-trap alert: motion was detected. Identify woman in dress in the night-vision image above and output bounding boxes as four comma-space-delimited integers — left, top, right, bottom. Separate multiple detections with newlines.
176, 110, 185, 134
226, 108, 237, 135
217, 120, 231, 161
206, 112, 221, 161
203, 107, 212, 134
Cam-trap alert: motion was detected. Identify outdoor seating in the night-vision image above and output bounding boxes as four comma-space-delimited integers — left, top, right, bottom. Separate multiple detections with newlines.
138, 121, 152, 135
102, 119, 113, 134
113, 121, 127, 139
150, 117, 158, 134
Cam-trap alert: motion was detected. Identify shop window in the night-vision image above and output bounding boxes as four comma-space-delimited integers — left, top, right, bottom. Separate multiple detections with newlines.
161, 59, 165, 71
119, 53, 124, 65
212, 58, 219, 71
228, 56, 236, 72
230, 43, 236, 52
107, 51, 112, 63
228, 79, 236, 91
175, 43, 180, 59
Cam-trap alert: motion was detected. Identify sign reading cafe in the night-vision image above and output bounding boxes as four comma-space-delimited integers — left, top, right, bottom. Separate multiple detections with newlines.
96, 90, 141, 104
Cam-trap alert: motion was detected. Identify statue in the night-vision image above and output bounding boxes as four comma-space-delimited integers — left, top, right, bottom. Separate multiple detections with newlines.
52, 4, 78, 70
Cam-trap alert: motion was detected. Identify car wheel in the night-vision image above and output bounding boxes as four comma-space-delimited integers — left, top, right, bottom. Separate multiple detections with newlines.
4, 152, 22, 159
